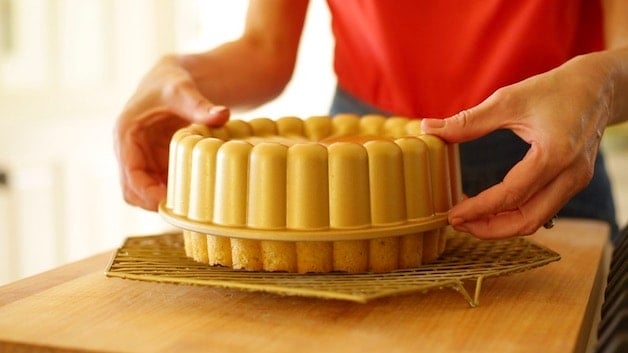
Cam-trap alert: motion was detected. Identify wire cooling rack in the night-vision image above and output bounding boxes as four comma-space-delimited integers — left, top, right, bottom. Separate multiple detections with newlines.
105, 231, 560, 306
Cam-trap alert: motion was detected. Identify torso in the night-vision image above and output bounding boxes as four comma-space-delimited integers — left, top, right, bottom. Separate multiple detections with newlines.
326, 0, 604, 117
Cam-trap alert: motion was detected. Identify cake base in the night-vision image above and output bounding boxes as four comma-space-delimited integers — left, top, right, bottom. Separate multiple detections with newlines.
182, 229, 448, 273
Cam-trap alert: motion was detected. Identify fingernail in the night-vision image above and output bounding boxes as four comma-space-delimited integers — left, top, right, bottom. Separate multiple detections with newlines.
209, 105, 227, 116
421, 118, 446, 129
450, 216, 465, 226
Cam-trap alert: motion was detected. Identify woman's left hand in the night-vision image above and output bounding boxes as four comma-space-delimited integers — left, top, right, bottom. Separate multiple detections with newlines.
421, 53, 615, 238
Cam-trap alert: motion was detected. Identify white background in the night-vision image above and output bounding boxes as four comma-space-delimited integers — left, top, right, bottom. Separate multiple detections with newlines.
0, 0, 334, 284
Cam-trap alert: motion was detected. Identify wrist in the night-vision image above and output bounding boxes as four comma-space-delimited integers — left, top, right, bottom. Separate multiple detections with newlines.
564, 48, 628, 128
604, 47, 628, 126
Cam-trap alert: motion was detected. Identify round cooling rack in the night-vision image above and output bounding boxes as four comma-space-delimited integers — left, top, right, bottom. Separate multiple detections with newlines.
105, 231, 560, 306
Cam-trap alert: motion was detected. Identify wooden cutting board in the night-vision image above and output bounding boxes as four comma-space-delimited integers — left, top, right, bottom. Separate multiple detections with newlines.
0, 219, 611, 353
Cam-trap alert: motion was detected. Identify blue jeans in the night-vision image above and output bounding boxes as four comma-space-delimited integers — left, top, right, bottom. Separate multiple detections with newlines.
330, 86, 620, 242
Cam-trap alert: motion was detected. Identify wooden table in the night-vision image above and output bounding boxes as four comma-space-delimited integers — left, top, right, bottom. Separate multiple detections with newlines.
0, 219, 611, 353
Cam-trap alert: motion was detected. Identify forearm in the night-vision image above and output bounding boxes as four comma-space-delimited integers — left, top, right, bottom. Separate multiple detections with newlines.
177, 38, 295, 112
177, 0, 309, 112
601, 0, 628, 126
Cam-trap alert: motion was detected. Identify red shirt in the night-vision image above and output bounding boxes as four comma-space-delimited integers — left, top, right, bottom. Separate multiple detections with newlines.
326, 0, 604, 118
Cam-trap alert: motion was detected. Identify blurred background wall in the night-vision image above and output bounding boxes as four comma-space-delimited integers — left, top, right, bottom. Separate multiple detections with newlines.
0, 0, 334, 284
0, 0, 626, 286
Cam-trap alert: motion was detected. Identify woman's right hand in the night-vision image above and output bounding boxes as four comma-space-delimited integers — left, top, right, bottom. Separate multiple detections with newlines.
114, 55, 230, 211
114, 0, 310, 211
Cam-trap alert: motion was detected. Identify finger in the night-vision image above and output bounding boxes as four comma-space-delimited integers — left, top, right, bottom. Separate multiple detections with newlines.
123, 170, 167, 211
453, 158, 582, 238
448, 142, 555, 226
119, 132, 166, 211
120, 141, 169, 211
117, 117, 171, 211
453, 167, 575, 239
165, 81, 230, 127
421, 89, 520, 143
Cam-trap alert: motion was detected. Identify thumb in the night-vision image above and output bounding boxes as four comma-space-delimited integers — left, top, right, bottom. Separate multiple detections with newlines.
420, 92, 512, 143
167, 82, 230, 127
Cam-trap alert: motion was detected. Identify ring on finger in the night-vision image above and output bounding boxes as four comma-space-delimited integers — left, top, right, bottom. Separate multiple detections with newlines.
543, 215, 558, 229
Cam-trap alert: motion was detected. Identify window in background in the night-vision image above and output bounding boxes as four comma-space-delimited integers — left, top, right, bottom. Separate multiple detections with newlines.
0, 0, 334, 285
